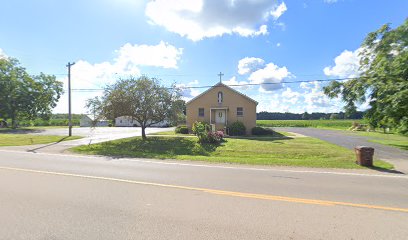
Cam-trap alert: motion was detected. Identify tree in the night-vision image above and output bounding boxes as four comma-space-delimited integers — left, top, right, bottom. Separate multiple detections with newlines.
85, 96, 103, 120
169, 99, 186, 126
301, 112, 310, 120
324, 19, 408, 133
100, 76, 181, 139
0, 57, 63, 128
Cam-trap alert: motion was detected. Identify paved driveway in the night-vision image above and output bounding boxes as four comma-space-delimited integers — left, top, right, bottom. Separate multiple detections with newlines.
277, 127, 408, 173
1, 127, 173, 154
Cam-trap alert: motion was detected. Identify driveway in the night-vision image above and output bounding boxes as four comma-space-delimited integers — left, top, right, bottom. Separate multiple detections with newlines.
277, 127, 408, 173
1, 127, 173, 154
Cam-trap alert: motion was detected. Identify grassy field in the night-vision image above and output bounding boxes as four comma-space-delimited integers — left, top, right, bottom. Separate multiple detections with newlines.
71, 135, 392, 170
257, 119, 364, 130
0, 134, 82, 146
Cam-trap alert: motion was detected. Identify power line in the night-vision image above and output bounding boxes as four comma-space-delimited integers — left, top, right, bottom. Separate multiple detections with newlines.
68, 75, 404, 92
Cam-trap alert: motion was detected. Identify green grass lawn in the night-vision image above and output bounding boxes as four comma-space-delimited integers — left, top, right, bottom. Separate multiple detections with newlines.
0, 134, 82, 146
71, 135, 392, 170
347, 131, 408, 151
148, 130, 195, 136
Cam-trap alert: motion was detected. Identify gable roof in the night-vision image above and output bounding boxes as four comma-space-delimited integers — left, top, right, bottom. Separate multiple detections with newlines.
186, 82, 258, 105
82, 114, 108, 121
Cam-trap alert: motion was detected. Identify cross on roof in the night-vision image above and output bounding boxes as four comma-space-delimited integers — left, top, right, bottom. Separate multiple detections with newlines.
218, 72, 224, 83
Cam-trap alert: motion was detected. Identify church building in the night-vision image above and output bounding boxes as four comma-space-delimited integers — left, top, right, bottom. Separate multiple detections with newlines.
186, 81, 258, 135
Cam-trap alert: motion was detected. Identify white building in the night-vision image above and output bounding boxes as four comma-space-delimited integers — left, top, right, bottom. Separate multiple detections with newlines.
80, 115, 109, 127
115, 116, 170, 127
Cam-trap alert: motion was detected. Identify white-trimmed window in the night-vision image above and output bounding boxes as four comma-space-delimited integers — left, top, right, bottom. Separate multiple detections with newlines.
217, 91, 223, 103
237, 107, 243, 116
198, 108, 205, 117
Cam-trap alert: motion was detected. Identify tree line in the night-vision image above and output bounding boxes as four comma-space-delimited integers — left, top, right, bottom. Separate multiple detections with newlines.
257, 111, 364, 120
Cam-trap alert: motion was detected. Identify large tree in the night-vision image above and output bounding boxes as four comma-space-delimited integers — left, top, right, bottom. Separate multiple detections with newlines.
99, 76, 181, 139
324, 19, 408, 133
0, 57, 63, 128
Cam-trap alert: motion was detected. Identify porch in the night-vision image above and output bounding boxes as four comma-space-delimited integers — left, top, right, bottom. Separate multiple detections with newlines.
210, 107, 228, 132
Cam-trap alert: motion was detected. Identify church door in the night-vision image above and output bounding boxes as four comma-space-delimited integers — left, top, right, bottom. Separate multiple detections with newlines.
215, 110, 226, 124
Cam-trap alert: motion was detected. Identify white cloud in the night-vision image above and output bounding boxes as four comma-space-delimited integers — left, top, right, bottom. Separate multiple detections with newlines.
270, 2, 287, 20
324, 0, 338, 3
281, 87, 301, 104
248, 62, 293, 92
299, 82, 311, 90
324, 49, 362, 78
53, 41, 183, 114
302, 81, 342, 112
115, 41, 183, 69
276, 42, 281, 47
222, 76, 249, 90
176, 80, 201, 101
145, 0, 287, 41
237, 57, 265, 75
253, 81, 345, 113
0, 48, 7, 59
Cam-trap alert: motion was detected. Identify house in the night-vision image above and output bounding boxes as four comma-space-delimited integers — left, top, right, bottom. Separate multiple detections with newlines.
115, 116, 170, 127
80, 115, 109, 127
186, 82, 258, 135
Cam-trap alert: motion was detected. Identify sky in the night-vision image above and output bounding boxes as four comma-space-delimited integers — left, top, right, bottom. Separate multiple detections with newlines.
0, 0, 406, 114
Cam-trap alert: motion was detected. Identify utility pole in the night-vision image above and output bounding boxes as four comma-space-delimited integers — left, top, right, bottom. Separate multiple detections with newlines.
66, 62, 75, 137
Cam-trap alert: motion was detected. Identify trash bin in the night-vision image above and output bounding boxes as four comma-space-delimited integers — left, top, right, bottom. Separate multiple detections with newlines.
355, 146, 374, 167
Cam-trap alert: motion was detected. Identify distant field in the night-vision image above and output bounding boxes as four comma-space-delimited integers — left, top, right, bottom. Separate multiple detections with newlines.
257, 120, 365, 129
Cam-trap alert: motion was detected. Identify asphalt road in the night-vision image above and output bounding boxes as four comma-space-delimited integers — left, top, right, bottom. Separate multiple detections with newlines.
0, 150, 407, 239
277, 127, 408, 173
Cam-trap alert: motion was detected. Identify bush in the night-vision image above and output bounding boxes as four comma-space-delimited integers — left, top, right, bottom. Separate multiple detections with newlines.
251, 126, 275, 135
192, 121, 209, 142
192, 121, 210, 134
175, 125, 189, 134
228, 121, 246, 136
207, 131, 224, 143
192, 121, 224, 143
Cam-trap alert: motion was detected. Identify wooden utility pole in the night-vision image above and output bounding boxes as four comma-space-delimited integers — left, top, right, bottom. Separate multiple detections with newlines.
66, 62, 75, 136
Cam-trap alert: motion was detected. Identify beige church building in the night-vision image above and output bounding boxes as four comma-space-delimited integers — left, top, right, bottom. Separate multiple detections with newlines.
186, 82, 258, 135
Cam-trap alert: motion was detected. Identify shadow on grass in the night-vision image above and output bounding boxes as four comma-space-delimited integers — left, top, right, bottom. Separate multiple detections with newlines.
88, 137, 221, 158
27, 136, 70, 153
0, 128, 45, 134
228, 131, 293, 142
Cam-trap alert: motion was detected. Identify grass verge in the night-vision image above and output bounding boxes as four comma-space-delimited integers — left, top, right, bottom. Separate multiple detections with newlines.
0, 134, 82, 146
348, 131, 408, 151
71, 135, 392, 170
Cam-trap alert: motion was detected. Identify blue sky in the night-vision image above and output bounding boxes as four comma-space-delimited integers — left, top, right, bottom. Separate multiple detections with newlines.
0, 0, 406, 114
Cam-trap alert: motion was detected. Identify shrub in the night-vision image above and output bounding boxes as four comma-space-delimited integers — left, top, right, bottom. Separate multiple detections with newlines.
207, 131, 224, 143
192, 121, 210, 134
228, 121, 246, 136
251, 126, 275, 135
193, 121, 209, 142
192, 121, 224, 143
175, 125, 189, 134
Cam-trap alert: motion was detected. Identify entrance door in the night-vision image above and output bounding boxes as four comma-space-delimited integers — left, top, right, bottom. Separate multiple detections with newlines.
215, 110, 226, 124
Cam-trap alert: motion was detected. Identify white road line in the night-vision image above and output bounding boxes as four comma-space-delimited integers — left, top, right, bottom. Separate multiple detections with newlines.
0, 149, 407, 179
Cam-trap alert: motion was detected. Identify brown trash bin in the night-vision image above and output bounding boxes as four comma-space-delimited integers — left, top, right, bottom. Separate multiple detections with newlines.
355, 146, 374, 167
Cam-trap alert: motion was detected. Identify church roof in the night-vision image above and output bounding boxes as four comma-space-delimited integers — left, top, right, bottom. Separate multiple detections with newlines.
186, 82, 258, 105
